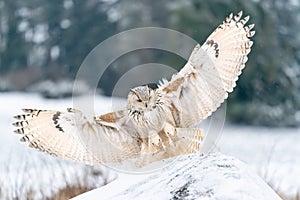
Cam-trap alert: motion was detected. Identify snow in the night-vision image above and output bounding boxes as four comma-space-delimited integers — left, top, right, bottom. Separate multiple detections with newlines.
73, 173, 150, 200
73, 153, 282, 200
217, 125, 300, 196
0, 92, 299, 199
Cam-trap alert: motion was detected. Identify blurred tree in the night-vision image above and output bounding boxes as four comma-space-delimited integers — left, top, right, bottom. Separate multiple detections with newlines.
0, 0, 117, 79
0, 0, 299, 126
0, 0, 28, 73
60, 0, 117, 77
99, 0, 186, 96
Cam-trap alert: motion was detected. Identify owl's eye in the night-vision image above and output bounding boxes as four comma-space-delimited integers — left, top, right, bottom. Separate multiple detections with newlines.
137, 99, 142, 102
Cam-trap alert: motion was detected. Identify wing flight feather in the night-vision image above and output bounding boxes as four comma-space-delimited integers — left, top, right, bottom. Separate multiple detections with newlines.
13, 108, 140, 165
158, 11, 255, 127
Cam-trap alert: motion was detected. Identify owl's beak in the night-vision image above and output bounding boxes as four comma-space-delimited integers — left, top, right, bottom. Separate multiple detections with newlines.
145, 102, 148, 108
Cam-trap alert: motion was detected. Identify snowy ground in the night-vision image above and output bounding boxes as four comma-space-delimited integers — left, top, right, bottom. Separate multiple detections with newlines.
0, 92, 299, 198
218, 126, 300, 196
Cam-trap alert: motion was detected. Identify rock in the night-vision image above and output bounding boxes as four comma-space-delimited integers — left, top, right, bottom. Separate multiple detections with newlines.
73, 153, 282, 200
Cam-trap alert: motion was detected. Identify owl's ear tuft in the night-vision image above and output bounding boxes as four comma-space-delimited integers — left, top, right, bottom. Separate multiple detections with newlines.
130, 88, 136, 94
129, 88, 138, 97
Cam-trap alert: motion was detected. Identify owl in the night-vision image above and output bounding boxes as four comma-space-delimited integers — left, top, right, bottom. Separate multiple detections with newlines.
13, 11, 255, 168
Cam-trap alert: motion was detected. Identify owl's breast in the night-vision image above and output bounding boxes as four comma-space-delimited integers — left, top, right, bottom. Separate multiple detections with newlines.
129, 106, 170, 137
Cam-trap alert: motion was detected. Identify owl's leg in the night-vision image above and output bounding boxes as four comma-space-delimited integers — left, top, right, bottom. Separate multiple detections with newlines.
136, 128, 205, 167
161, 123, 179, 146
150, 134, 166, 154
140, 132, 166, 155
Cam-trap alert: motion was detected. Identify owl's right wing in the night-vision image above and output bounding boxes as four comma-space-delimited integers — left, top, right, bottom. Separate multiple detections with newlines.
157, 11, 255, 127
13, 108, 141, 165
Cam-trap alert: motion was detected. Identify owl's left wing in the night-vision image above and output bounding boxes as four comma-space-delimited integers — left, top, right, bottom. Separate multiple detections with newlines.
157, 11, 255, 127
13, 108, 141, 165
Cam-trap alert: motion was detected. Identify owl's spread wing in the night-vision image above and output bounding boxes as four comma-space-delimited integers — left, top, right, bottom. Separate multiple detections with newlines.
13, 108, 141, 165
157, 11, 255, 127
13, 108, 204, 168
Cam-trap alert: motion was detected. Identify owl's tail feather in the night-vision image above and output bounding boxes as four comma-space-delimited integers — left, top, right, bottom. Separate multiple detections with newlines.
174, 128, 205, 154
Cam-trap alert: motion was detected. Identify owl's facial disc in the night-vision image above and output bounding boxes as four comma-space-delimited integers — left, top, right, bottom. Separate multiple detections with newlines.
128, 86, 156, 112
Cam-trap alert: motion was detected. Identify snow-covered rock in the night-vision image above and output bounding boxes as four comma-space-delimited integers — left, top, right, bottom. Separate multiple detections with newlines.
73, 153, 282, 200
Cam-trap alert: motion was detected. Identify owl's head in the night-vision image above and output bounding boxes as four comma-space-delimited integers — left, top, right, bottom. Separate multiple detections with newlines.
127, 85, 156, 112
